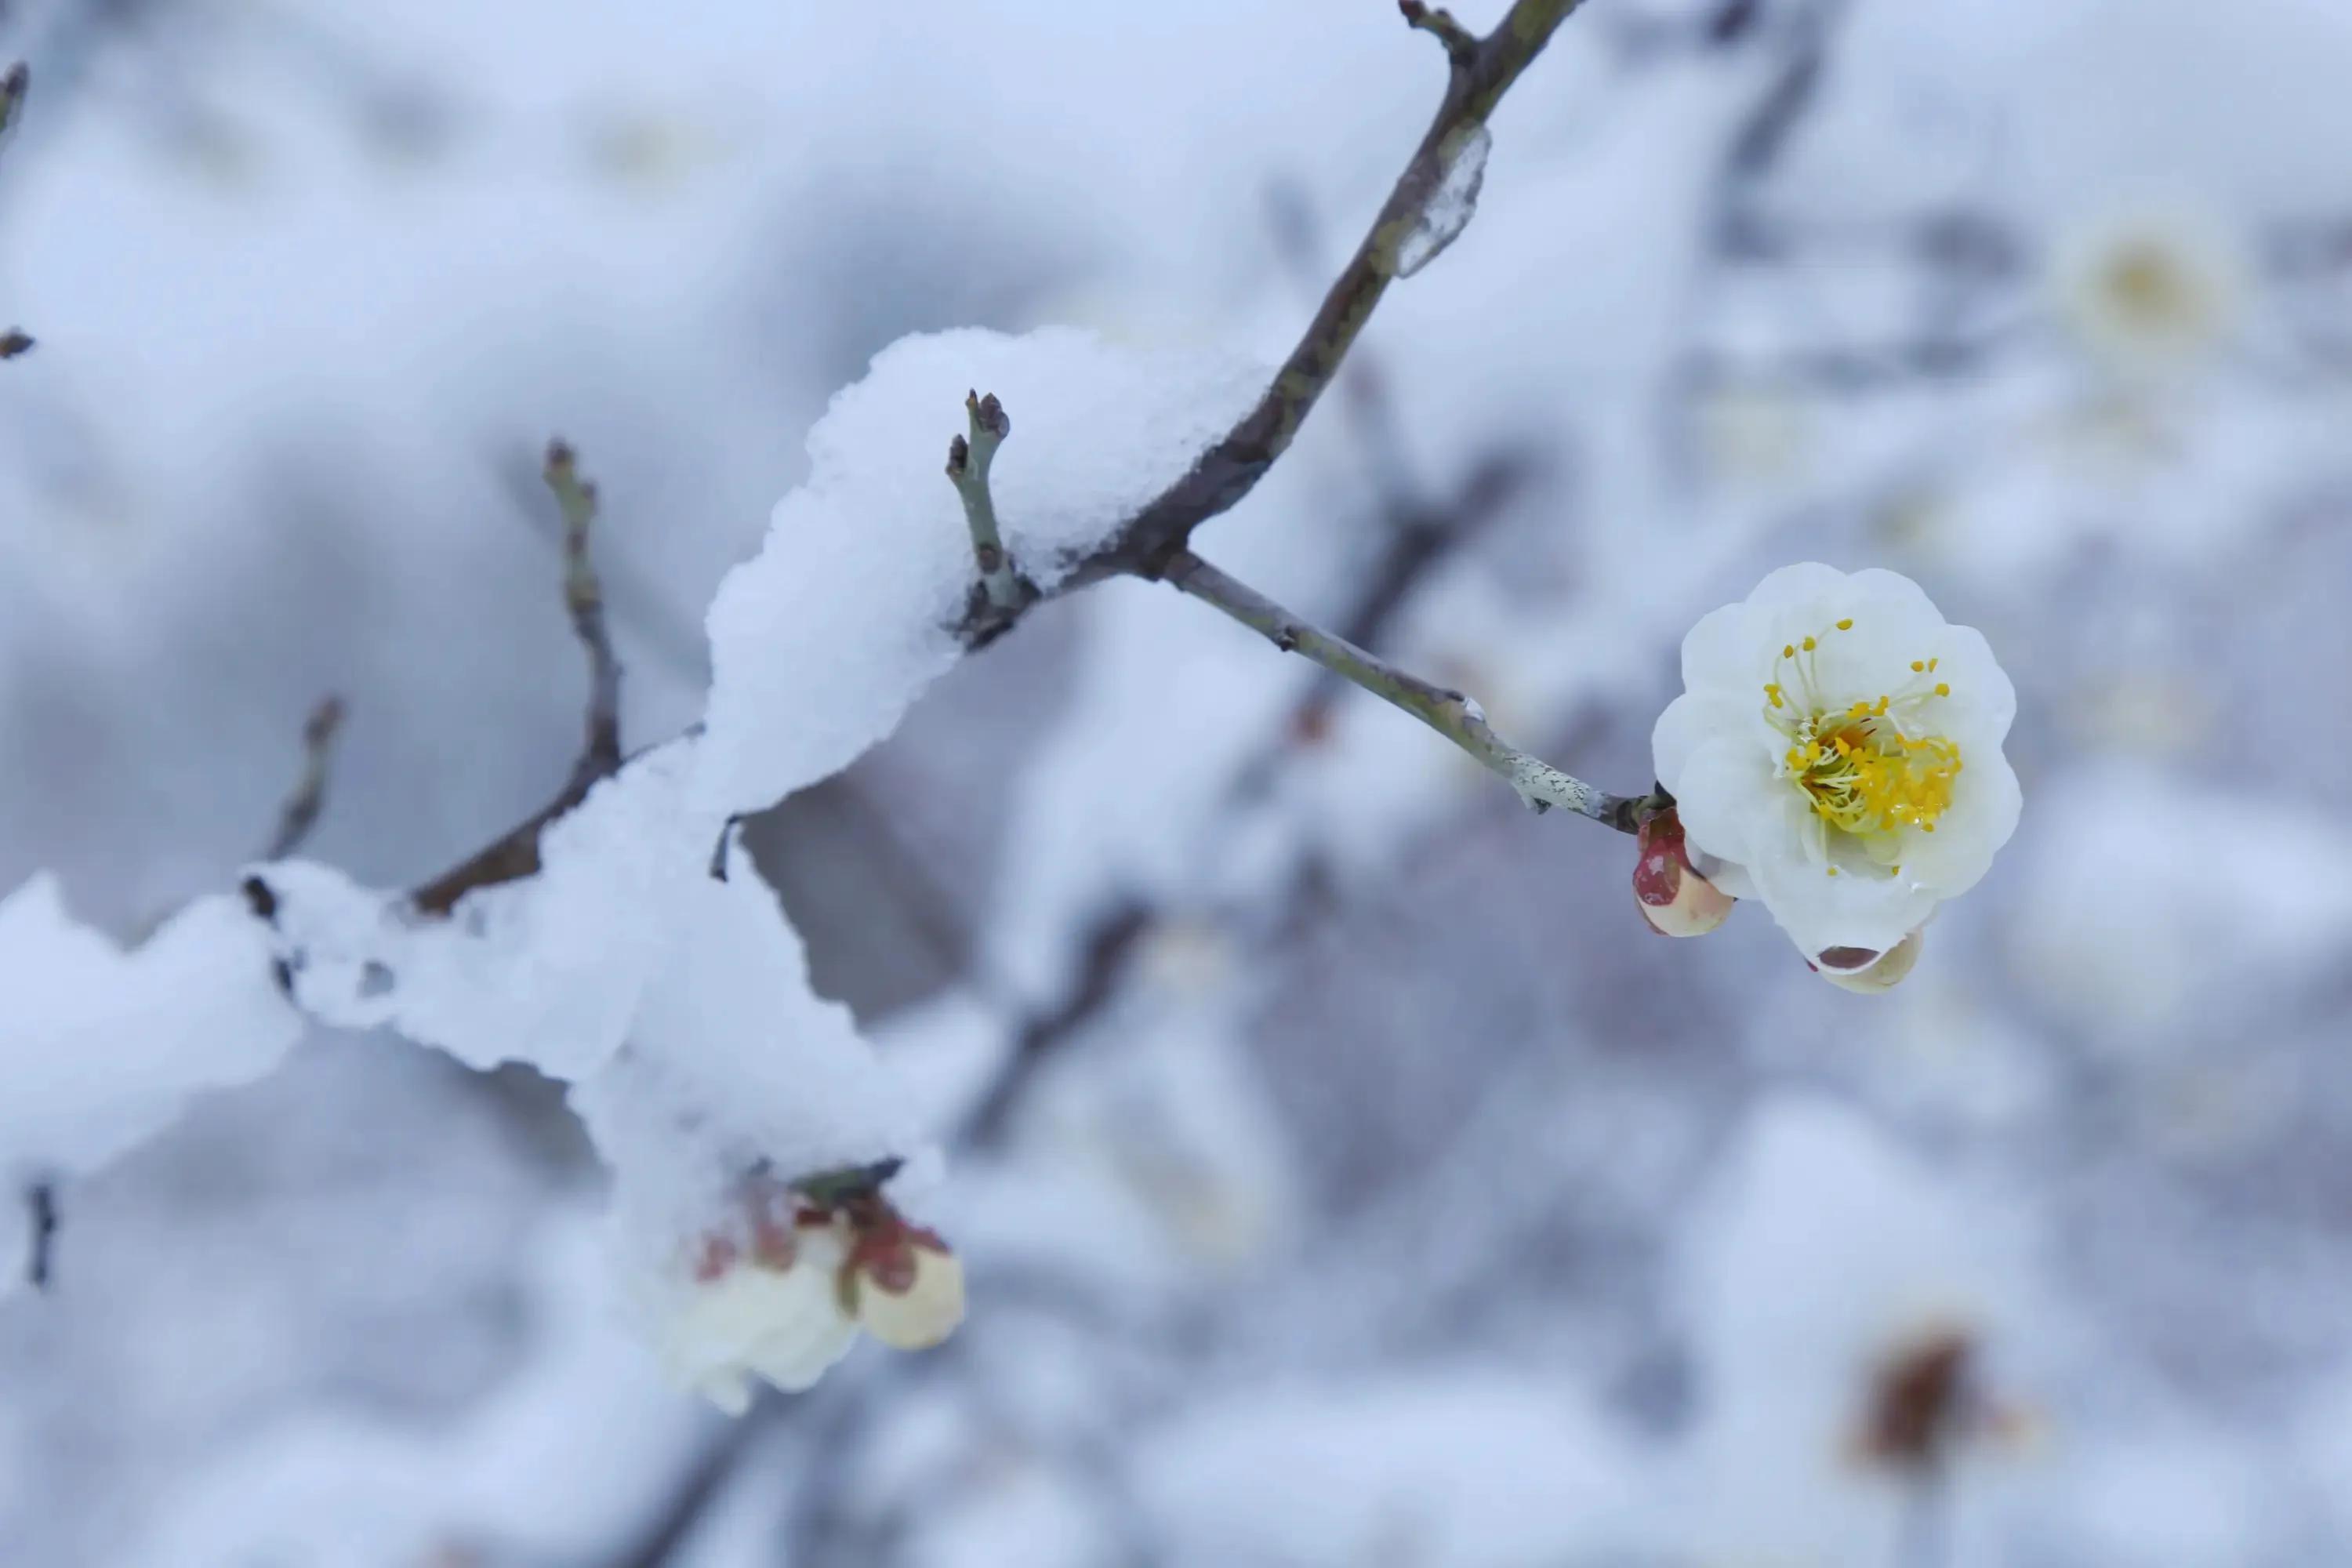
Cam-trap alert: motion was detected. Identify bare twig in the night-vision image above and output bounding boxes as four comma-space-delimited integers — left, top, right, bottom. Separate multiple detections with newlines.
260, 695, 347, 860
409, 439, 626, 915
22, 1181, 56, 1291
547, 438, 624, 782
946, 390, 1024, 611
1163, 548, 1666, 832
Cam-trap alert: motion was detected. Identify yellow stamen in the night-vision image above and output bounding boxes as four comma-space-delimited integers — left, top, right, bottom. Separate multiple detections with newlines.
1802, 637, 1817, 652
1934, 682, 1950, 698
1836, 618, 1853, 630
1783, 644, 1795, 659
1911, 660, 1925, 673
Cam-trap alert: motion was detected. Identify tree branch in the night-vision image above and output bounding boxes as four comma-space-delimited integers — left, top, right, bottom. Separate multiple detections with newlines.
265, 0, 1615, 946
946, 390, 1025, 611
956, 0, 1594, 646
1161, 548, 1666, 832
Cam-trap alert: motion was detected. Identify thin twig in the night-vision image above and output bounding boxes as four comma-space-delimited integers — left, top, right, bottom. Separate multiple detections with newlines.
407, 439, 626, 915
260, 695, 347, 860
946, 390, 1024, 611
547, 438, 624, 782
1162, 548, 1665, 832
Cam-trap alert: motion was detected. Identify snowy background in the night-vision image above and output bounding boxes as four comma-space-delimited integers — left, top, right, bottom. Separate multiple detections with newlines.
5, 0, 2352, 1563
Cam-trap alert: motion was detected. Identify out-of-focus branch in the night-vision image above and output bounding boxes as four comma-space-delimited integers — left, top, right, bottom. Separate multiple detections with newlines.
260, 696, 347, 861
21, 1181, 56, 1291
957, 900, 1155, 1151
2, 62, 33, 361
946, 391, 1024, 611
412, 440, 625, 915
1163, 548, 1667, 833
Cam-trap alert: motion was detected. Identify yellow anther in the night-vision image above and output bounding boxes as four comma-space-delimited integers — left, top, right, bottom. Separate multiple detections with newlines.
1911, 660, 1926, 673
1802, 637, 1817, 652
1836, 618, 1853, 630
1783, 644, 1795, 659
1874, 695, 1890, 716
1934, 682, 1950, 698
1928, 658, 1939, 672
1827, 866, 1840, 877
1765, 683, 1784, 709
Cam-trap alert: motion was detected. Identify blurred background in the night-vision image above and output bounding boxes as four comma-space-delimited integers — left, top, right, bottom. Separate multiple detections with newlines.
5, 0, 2352, 1563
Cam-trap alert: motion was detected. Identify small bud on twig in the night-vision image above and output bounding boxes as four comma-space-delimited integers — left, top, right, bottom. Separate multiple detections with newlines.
1634, 808, 1735, 937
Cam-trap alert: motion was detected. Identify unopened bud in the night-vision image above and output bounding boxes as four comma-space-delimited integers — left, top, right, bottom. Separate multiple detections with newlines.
1816, 926, 1925, 993
846, 1232, 966, 1352
1634, 808, 1735, 937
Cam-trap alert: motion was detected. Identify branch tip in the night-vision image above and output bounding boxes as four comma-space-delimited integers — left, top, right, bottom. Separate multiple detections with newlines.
1399, 1, 1479, 66
946, 391, 1023, 611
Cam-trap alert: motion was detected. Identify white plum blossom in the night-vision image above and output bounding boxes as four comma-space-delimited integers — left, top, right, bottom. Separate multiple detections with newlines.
650, 1175, 969, 1414
1653, 564, 2020, 971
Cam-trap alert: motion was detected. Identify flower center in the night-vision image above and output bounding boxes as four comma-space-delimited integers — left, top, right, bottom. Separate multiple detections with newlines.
1785, 715, 1961, 837
1760, 621, 1962, 869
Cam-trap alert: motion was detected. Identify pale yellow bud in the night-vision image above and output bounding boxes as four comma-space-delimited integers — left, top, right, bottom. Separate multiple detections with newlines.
851, 1240, 967, 1352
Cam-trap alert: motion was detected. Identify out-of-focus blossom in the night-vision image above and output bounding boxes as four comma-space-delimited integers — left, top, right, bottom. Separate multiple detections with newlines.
656, 1213, 858, 1415
2052, 199, 2249, 377
654, 1178, 967, 1412
1653, 564, 2020, 973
